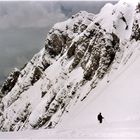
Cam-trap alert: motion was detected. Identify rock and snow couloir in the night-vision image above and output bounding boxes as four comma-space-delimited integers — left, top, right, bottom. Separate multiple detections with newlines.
0, 0, 140, 132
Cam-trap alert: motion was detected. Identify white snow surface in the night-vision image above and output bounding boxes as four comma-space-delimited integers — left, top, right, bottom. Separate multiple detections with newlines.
1, 120, 140, 140
0, 0, 140, 139
58, 41, 140, 128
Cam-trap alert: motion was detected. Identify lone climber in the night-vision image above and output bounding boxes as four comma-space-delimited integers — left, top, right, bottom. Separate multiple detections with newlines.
97, 112, 104, 124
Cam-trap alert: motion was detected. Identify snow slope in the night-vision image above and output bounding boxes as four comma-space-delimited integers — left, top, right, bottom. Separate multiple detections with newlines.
2, 51, 140, 139
1, 40, 140, 139
0, 1, 140, 139
58, 41, 140, 129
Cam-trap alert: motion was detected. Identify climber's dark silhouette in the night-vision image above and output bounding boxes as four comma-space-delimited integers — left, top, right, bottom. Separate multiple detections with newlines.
97, 112, 104, 124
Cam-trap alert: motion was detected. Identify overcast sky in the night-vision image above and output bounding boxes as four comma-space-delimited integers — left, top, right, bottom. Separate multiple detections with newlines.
0, 1, 117, 86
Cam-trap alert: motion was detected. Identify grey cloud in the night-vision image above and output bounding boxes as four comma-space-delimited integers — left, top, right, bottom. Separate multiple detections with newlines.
0, 1, 118, 29
0, 2, 66, 29
0, 1, 117, 29
59, 1, 117, 17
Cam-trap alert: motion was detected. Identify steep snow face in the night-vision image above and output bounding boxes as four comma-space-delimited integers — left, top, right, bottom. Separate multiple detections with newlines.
58, 40, 140, 129
93, 0, 136, 40
0, 1, 140, 132
113, 1, 135, 39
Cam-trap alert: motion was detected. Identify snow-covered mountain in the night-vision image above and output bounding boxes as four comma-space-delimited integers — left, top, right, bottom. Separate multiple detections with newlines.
0, 0, 140, 132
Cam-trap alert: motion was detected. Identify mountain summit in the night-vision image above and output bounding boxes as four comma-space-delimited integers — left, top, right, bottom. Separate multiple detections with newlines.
0, 1, 140, 131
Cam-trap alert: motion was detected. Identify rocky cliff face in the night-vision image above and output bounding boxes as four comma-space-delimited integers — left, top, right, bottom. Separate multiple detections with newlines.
0, 1, 140, 131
